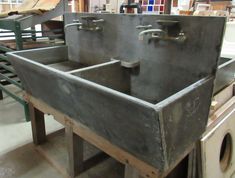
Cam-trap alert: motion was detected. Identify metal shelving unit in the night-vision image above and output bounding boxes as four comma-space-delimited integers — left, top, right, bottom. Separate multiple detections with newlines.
0, 0, 67, 121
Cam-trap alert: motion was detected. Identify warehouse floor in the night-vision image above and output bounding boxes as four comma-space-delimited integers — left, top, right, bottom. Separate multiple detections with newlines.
0, 133, 123, 178
0, 88, 124, 178
0, 88, 63, 156
0, 143, 64, 178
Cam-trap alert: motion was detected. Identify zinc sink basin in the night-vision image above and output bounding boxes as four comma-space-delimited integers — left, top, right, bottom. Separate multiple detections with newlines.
7, 13, 226, 175
214, 57, 235, 94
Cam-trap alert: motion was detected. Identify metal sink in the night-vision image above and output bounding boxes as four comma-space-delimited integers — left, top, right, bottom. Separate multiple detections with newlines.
12, 45, 108, 71
7, 13, 226, 174
214, 57, 235, 94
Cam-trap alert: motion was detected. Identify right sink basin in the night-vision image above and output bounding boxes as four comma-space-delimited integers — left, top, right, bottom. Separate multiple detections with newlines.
214, 57, 235, 94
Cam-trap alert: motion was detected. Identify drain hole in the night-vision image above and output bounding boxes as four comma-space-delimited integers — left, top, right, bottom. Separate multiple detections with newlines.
220, 133, 233, 172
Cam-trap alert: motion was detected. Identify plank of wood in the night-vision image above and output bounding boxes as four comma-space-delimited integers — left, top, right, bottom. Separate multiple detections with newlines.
206, 96, 235, 135
200, 107, 235, 178
65, 123, 84, 178
29, 103, 46, 145
78, 0, 84, 12
0, 90, 3, 100
187, 148, 196, 178
210, 83, 234, 116
210, 1, 232, 10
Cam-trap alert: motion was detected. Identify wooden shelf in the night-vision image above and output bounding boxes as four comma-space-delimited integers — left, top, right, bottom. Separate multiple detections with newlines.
0, 0, 22, 13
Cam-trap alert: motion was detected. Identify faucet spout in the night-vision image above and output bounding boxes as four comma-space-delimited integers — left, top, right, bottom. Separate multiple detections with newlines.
64, 22, 83, 31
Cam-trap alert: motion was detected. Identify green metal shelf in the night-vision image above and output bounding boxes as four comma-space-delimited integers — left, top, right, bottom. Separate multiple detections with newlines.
0, 0, 67, 122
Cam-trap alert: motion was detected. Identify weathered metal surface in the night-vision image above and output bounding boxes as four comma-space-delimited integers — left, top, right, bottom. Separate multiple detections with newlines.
8, 13, 226, 174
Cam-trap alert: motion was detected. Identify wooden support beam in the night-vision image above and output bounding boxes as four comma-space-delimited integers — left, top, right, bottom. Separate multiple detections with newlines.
78, 0, 85, 12
25, 94, 160, 178
0, 90, 3, 100
187, 148, 197, 178
196, 142, 203, 178
84, 0, 89, 12
29, 103, 46, 145
83, 152, 109, 172
125, 164, 141, 178
65, 124, 84, 178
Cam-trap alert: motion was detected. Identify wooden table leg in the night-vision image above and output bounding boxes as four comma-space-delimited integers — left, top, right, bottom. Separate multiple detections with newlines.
0, 90, 3, 100
29, 103, 46, 145
66, 124, 84, 178
187, 148, 197, 178
196, 142, 203, 178
125, 164, 141, 178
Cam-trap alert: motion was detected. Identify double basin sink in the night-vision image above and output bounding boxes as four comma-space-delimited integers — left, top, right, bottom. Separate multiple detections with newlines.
7, 13, 226, 174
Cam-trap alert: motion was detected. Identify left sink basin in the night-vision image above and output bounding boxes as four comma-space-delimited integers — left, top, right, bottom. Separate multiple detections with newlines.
11, 45, 108, 72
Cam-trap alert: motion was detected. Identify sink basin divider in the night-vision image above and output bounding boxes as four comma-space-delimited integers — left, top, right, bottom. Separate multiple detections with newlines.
66, 59, 120, 74
9, 51, 156, 108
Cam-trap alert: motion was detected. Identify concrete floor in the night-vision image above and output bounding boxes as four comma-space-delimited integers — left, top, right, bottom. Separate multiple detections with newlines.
0, 88, 64, 178
0, 89, 63, 156
0, 141, 123, 178
0, 87, 123, 178
0, 143, 64, 178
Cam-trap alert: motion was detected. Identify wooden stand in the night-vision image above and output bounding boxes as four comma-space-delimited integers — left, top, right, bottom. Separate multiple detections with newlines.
27, 87, 220, 178
25, 81, 235, 178
65, 124, 84, 177
26, 94, 159, 178
29, 103, 46, 145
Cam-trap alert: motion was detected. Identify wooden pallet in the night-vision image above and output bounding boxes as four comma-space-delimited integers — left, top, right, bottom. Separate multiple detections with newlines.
0, 39, 58, 50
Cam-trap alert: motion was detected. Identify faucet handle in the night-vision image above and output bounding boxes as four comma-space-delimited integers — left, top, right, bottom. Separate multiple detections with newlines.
136, 24, 152, 30
138, 29, 165, 41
